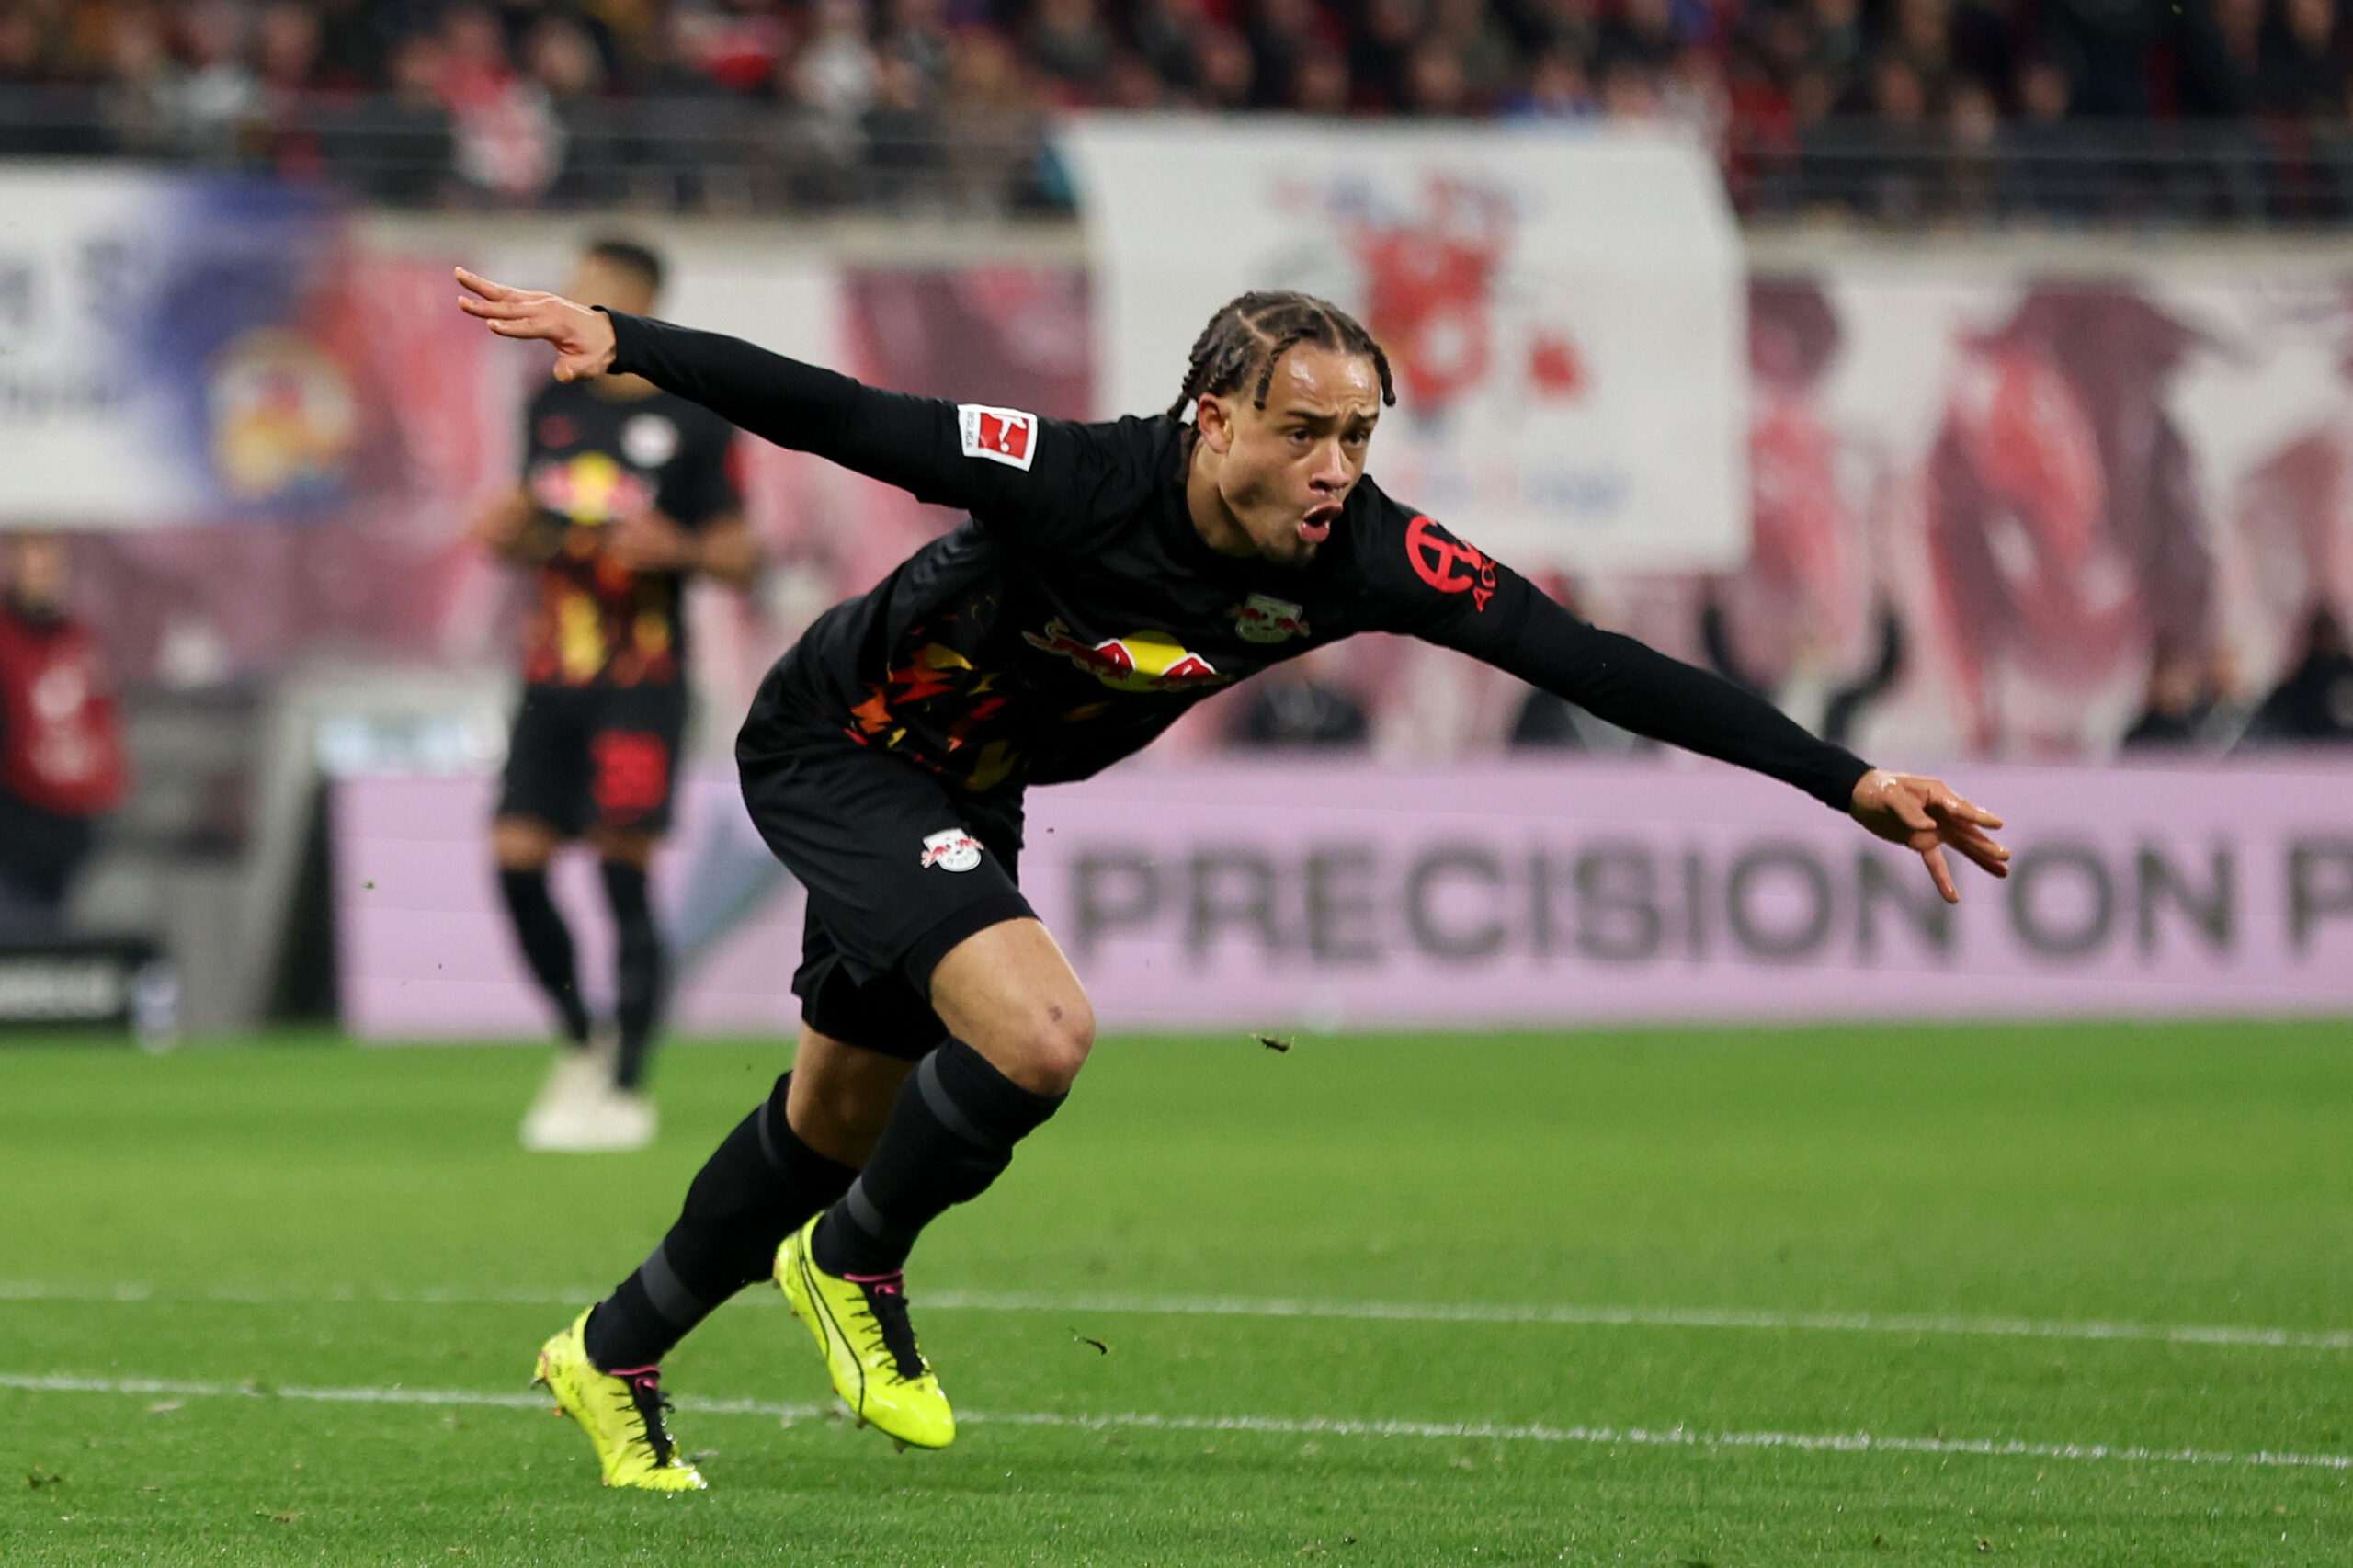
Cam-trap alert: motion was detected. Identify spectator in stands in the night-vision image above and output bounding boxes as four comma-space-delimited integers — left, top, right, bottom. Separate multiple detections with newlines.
1290, 41, 1353, 109
1403, 31, 1469, 110
1524, 0, 1600, 67
1945, 74, 2001, 214
321, 28, 454, 203
939, 26, 1040, 201
1130, 0, 1210, 96
1026, 0, 1111, 98
2177, 0, 2266, 118
881, 0, 952, 105
1191, 20, 1255, 105
2261, 0, 2345, 117
173, 0, 263, 159
1098, 47, 1169, 105
256, 1, 324, 97
0, 534, 127, 941
2120, 641, 2220, 750
1429, 0, 1519, 103
2041, 0, 2163, 115
2237, 603, 2353, 746
97, 4, 180, 156
1597, 0, 1684, 79
308, 0, 387, 91
1246, 0, 1327, 107
2001, 52, 2087, 214
528, 10, 623, 203
1499, 44, 1595, 117
1349, 0, 1423, 109
0, 7, 42, 84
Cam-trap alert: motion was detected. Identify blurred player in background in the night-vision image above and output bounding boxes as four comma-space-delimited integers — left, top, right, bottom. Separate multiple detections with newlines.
472, 240, 759, 1153
0, 533, 126, 940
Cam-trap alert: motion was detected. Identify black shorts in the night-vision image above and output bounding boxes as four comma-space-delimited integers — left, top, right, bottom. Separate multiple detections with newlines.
738, 699, 1033, 1062
497, 680, 689, 838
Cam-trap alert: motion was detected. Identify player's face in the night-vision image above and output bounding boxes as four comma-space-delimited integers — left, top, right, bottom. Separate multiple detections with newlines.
1206, 347, 1381, 566
564, 256, 657, 317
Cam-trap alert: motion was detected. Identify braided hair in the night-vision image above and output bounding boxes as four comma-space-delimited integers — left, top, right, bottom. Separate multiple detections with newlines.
1166, 291, 1396, 422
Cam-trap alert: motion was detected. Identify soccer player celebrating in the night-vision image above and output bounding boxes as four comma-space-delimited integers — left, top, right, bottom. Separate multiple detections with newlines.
471, 241, 759, 1154
458, 268, 2009, 1490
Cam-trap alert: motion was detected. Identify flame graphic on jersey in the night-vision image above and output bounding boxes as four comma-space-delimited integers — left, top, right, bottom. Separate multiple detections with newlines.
1021, 619, 1229, 694
529, 451, 654, 525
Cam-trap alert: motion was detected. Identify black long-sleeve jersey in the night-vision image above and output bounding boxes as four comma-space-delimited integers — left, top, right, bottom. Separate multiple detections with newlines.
605, 311, 1875, 811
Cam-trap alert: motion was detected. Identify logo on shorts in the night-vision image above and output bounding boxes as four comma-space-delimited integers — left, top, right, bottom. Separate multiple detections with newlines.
920, 828, 983, 873
958, 404, 1037, 471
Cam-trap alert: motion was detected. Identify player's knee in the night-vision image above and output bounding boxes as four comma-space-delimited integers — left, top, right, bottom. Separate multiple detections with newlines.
1003, 996, 1094, 1096
492, 815, 559, 871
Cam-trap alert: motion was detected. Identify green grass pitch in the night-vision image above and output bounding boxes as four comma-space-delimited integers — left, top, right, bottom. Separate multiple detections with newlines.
3, 1020, 2348, 1564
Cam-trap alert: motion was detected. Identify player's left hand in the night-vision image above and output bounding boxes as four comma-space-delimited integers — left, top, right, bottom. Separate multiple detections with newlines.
455, 267, 617, 381
607, 509, 696, 573
1848, 769, 2009, 904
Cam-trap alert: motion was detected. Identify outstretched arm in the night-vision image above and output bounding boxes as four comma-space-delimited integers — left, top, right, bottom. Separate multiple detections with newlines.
1472, 593, 2008, 903
454, 268, 1074, 520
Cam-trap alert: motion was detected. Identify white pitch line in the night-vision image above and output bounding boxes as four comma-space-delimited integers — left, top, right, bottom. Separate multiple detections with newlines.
3, 1279, 2347, 1353
2, 1371, 2345, 1474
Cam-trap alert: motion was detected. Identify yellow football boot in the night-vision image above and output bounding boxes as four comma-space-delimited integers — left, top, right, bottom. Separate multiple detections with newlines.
775, 1216, 955, 1449
532, 1309, 708, 1491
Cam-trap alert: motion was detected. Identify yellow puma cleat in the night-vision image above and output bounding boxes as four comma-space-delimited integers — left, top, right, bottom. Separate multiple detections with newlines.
532, 1309, 708, 1491
775, 1216, 956, 1450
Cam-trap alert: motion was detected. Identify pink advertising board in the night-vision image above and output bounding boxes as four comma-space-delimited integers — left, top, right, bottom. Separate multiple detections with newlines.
336, 758, 2353, 1040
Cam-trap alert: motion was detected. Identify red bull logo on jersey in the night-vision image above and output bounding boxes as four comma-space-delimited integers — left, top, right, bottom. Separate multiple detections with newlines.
1022, 619, 1231, 694
958, 404, 1038, 471
529, 451, 654, 525
1231, 593, 1312, 644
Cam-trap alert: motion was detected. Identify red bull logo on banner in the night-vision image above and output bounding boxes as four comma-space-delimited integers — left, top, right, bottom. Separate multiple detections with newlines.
1231, 593, 1312, 644
1022, 619, 1230, 693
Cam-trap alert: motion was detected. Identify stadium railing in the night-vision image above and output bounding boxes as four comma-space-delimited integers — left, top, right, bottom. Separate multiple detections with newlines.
11, 86, 2353, 224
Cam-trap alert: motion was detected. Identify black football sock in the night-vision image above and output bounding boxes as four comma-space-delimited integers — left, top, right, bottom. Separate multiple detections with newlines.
497, 868, 590, 1044
600, 860, 665, 1091
810, 1039, 1064, 1279
585, 1072, 858, 1371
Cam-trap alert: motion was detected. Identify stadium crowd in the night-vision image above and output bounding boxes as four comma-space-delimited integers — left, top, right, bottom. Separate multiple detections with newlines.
5, 0, 2353, 211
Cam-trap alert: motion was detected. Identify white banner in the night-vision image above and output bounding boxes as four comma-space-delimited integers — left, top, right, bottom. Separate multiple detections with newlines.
0, 164, 353, 527
1061, 117, 1746, 572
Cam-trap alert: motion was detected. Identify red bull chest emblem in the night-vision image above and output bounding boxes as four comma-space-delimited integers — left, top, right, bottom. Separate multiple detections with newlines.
1232, 593, 1312, 645
1022, 619, 1230, 694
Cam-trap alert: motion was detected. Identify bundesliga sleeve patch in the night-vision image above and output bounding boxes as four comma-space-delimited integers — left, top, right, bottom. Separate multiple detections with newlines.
958, 404, 1038, 471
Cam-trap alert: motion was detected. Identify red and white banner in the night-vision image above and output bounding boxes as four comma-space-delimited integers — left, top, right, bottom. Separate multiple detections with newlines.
1061, 118, 1749, 573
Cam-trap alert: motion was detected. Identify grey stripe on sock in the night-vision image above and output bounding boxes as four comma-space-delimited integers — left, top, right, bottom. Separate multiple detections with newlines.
915, 1050, 993, 1149
842, 1181, 916, 1249
637, 1245, 709, 1329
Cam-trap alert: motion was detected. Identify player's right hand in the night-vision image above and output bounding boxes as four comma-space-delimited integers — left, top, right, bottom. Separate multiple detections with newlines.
456, 267, 617, 381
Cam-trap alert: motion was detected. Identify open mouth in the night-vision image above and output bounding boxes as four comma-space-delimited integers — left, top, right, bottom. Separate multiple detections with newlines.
1297, 506, 1338, 545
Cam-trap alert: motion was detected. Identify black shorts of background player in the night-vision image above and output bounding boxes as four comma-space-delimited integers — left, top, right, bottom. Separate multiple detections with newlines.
458, 267, 2014, 1471
469, 240, 760, 1153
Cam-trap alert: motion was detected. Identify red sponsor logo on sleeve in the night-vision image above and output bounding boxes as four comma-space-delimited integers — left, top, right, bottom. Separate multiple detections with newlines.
1405, 514, 1498, 611
959, 404, 1038, 471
